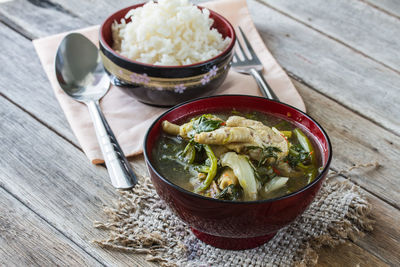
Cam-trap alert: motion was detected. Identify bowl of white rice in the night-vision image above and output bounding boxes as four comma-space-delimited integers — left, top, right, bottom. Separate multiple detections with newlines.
99, 0, 235, 107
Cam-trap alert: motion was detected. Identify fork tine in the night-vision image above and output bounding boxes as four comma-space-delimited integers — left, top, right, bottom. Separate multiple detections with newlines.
235, 39, 247, 60
238, 26, 257, 59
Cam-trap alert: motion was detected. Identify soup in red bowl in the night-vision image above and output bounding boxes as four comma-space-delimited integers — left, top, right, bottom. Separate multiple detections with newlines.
143, 95, 332, 249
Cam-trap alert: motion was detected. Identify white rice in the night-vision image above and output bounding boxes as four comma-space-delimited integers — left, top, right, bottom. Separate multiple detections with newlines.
112, 0, 231, 66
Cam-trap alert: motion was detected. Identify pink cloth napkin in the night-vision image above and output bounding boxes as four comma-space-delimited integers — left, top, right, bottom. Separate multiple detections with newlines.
33, 0, 305, 164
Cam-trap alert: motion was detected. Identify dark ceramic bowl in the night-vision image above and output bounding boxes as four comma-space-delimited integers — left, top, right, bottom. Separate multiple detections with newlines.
143, 95, 332, 250
99, 3, 236, 107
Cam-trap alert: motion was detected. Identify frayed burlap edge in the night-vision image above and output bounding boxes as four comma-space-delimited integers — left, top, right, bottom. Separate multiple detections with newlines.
92, 162, 378, 267
293, 162, 378, 266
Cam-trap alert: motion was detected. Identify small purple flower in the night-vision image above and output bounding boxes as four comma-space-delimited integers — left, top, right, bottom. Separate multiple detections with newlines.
119, 70, 123, 75
201, 74, 210, 85
209, 65, 218, 77
224, 65, 227, 70
174, 84, 186, 94
140, 73, 150, 84
130, 73, 140, 83
129, 73, 150, 84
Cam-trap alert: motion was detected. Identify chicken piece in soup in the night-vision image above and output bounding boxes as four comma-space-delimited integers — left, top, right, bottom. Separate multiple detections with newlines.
153, 112, 321, 201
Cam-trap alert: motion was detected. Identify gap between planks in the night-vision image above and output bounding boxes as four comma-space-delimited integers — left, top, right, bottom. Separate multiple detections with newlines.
1, 1, 398, 136
286, 70, 400, 138
329, 165, 397, 211
255, 0, 400, 76
0, 183, 107, 267
2, 0, 398, 213
0, 2, 396, 265
1, 72, 399, 211
1, 68, 398, 211
1, 91, 397, 266
0, 91, 82, 151
0, 14, 33, 40
358, 0, 400, 21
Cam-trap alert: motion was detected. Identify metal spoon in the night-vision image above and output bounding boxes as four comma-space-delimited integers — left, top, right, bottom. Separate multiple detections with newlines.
55, 33, 137, 189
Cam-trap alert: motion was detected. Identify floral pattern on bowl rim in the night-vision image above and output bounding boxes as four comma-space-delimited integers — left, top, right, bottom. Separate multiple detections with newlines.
100, 51, 232, 92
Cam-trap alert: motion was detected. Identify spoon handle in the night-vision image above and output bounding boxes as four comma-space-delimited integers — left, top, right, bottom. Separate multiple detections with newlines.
87, 100, 138, 189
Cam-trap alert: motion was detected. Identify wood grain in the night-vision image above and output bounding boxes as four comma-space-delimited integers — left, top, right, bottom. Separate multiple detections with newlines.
0, 95, 155, 266
0, 187, 101, 266
317, 242, 389, 267
0, 0, 88, 39
0, 22, 78, 145
361, 0, 400, 18
0, 0, 398, 265
354, 192, 400, 266
1, 91, 397, 266
259, 0, 400, 72
0, 0, 208, 39
1, 0, 398, 137
319, 176, 400, 267
293, 79, 400, 209
247, 0, 400, 135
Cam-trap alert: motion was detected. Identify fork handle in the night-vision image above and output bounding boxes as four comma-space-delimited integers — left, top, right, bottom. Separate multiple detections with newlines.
250, 68, 279, 101
87, 100, 137, 189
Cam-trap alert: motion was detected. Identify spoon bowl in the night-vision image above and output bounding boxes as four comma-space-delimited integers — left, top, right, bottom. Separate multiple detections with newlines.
55, 33, 137, 189
55, 33, 109, 101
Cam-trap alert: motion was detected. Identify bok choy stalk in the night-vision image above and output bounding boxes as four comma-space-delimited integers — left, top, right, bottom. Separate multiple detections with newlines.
195, 145, 218, 192
264, 177, 289, 193
220, 152, 258, 201
293, 128, 315, 164
293, 128, 318, 183
180, 141, 196, 164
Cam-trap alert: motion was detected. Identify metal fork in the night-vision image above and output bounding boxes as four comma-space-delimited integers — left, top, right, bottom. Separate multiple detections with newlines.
232, 27, 279, 101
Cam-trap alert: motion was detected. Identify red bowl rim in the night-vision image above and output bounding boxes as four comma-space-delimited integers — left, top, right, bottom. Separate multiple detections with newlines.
143, 95, 333, 204
99, 3, 236, 69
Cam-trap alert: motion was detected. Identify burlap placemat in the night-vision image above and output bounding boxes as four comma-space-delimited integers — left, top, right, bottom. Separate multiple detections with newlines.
93, 163, 377, 266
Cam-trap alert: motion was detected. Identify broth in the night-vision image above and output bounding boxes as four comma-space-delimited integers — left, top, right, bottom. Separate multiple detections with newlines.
153, 110, 321, 201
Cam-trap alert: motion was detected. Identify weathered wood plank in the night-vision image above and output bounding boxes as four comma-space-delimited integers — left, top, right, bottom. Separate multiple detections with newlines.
317, 242, 389, 267
0, 187, 101, 266
0, 0, 205, 148
354, 193, 400, 266
0, 0, 398, 216
320, 176, 400, 266
288, 81, 400, 264
46, 0, 139, 26
46, 0, 400, 135
2, 0, 399, 140
0, 0, 397, 265
0, 0, 88, 39
0, 22, 78, 145
0, 0, 209, 39
0, 95, 155, 266
47, 0, 208, 26
1, 92, 397, 266
246, 0, 400, 136
259, 0, 400, 72
293, 79, 400, 209
362, 0, 400, 18
0, 0, 398, 219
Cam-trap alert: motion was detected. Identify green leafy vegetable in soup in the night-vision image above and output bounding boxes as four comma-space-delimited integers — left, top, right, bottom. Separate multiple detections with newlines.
154, 112, 321, 201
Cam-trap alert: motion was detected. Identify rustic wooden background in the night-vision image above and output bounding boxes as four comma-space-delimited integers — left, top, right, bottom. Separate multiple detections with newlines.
0, 0, 399, 266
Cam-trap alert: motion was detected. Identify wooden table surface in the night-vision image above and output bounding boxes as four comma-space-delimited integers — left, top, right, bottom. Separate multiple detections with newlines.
1, 0, 399, 266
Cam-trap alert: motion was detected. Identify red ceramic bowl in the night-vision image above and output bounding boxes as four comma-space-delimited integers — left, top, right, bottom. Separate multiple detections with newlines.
143, 95, 332, 250
99, 3, 235, 107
